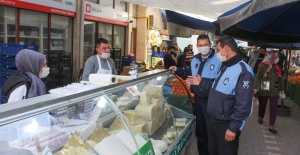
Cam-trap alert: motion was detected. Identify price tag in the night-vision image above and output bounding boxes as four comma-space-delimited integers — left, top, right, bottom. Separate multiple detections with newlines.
126, 86, 141, 96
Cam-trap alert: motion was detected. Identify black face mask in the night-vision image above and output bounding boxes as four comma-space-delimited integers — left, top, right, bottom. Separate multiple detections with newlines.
259, 53, 265, 58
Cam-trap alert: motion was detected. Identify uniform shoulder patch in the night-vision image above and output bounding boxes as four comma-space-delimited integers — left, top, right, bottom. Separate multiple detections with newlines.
242, 81, 250, 89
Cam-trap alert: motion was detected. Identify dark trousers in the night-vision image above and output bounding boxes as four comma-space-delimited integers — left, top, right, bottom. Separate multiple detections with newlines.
194, 97, 211, 155
208, 120, 241, 155
258, 95, 279, 125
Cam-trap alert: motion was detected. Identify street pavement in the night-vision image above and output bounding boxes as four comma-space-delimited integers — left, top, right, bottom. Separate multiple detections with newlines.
189, 98, 300, 155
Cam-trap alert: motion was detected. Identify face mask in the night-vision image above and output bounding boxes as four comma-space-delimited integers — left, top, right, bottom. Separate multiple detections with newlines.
100, 52, 110, 59
39, 67, 50, 78
198, 46, 211, 55
217, 50, 227, 62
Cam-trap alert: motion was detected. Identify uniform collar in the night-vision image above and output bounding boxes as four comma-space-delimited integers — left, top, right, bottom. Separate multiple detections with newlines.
222, 53, 242, 67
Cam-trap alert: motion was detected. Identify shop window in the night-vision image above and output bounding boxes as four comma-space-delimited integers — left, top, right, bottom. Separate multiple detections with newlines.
84, 21, 96, 61
113, 25, 125, 51
100, 0, 114, 8
114, 0, 127, 11
49, 15, 73, 87
98, 22, 112, 45
0, 6, 16, 44
19, 10, 47, 53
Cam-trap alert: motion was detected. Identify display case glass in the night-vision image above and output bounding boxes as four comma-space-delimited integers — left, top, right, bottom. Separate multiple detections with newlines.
0, 6, 16, 44
0, 70, 195, 155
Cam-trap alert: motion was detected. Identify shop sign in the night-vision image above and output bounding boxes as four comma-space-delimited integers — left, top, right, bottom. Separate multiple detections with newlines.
133, 140, 155, 155
0, 0, 77, 17
84, 1, 128, 26
170, 122, 194, 155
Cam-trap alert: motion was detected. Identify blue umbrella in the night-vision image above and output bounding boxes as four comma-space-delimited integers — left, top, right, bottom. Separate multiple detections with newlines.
218, 0, 300, 43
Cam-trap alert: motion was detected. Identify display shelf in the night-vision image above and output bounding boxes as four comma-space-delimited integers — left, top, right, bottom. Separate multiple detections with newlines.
50, 48, 65, 50
19, 36, 40, 39
51, 37, 66, 39
0, 70, 195, 155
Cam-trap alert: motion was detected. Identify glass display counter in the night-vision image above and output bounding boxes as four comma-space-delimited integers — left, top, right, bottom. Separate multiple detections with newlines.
0, 70, 195, 155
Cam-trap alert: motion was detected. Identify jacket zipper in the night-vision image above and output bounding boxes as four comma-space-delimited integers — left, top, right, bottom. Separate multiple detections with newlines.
212, 65, 227, 117
222, 97, 225, 117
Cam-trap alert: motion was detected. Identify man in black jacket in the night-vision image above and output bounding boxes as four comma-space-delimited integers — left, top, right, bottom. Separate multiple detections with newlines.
177, 47, 189, 68
163, 46, 177, 69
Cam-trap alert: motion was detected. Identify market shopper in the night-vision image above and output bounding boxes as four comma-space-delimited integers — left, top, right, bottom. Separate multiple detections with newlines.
2, 49, 49, 103
188, 44, 194, 54
163, 46, 177, 69
254, 51, 284, 134
82, 38, 117, 81
177, 47, 189, 68
169, 34, 222, 155
248, 47, 267, 74
173, 42, 182, 56
250, 45, 258, 58
207, 36, 253, 155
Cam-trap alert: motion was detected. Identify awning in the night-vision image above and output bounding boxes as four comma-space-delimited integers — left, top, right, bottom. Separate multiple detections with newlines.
166, 10, 214, 32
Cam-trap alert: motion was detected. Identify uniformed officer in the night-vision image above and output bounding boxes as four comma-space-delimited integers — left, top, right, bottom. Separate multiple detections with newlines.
207, 36, 254, 155
169, 34, 222, 155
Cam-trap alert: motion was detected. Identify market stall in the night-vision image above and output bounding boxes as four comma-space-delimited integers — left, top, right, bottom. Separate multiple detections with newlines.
0, 70, 195, 155
287, 68, 300, 106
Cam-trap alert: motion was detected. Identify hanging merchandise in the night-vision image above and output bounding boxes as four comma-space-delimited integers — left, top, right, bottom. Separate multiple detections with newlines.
149, 30, 162, 47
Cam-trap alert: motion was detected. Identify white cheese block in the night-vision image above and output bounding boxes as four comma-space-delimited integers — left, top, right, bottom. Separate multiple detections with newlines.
95, 135, 131, 155
150, 138, 168, 152
162, 136, 174, 145
154, 148, 162, 155
174, 122, 186, 127
175, 118, 187, 123
123, 110, 146, 125
115, 130, 147, 154
145, 116, 160, 135
164, 107, 172, 120
130, 123, 146, 134
139, 92, 151, 105
135, 102, 162, 121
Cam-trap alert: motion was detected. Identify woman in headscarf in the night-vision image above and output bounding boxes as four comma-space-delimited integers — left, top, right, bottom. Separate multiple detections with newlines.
2, 49, 50, 103
253, 50, 285, 134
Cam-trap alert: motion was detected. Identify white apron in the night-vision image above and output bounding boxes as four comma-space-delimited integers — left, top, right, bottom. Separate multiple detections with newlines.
97, 55, 112, 74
